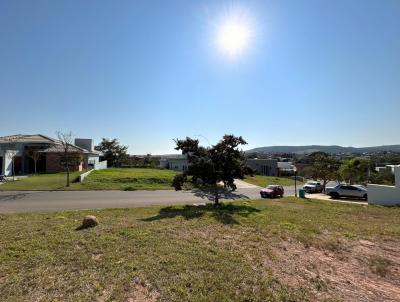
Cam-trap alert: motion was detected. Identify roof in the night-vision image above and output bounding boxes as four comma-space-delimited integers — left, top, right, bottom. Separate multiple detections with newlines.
0, 134, 89, 154
161, 154, 188, 160
0, 134, 57, 144
39, 143, 87, 154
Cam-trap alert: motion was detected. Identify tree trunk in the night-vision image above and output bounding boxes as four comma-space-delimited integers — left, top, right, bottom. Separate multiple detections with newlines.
214, 186, 219, 206
34, 159, 37, 175
66, 154, 70, 187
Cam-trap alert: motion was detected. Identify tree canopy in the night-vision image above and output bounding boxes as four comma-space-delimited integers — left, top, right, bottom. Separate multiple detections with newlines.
95, 138, 128, 167
172, 134, 249, 205
307, 152, 341, 191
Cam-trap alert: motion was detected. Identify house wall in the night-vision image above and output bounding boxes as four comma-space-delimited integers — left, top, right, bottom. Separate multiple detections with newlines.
368, 166, 400, 206
246, 159, 278, 176
0, 146, 24, 176
95, 160, 107, 170
159, 159, 169, 169
45, 153, 83, 173
168, 159, 189, 171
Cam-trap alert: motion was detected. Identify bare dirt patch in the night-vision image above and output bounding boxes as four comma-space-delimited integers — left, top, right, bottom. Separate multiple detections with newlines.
126, 278, 159, 302
265, 237, 400, 301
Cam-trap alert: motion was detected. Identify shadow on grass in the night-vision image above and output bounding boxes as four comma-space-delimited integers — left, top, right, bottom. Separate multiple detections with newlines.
142, 203, 260, 225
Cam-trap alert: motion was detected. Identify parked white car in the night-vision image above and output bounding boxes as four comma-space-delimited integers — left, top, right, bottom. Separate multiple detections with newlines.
303, 181, 323, 193
326, 184, 368, 200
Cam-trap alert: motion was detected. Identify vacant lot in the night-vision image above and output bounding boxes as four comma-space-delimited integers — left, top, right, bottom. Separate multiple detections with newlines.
80, 168, 178, 190
0, 168, 178, 191
0, 198, 399, 301
0, 172, 82, 191
244, 175, 303, 187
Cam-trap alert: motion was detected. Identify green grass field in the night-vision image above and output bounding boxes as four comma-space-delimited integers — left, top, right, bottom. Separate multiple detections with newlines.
0, 172, 82, 191
0, 168, 179, 191
244, 175, 303, 187
1, 198, 399, 301
80, 168, 179, 190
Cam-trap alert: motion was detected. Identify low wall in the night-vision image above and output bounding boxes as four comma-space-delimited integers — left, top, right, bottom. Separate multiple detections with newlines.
79, 169, 94, 182
95, 160, 107, 170
368, 184, 400, 206
79, 160, 107, 182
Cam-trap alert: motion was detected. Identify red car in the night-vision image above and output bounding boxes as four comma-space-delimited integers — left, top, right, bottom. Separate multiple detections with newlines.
260, 185, 284, 198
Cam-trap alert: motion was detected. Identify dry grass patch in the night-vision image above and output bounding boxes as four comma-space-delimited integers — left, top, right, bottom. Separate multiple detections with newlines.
0, 198, 399, 301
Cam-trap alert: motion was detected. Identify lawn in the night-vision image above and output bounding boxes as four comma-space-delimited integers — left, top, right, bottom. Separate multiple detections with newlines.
80, 168, 179, 190
244, 175, 304, 187
0, 168, 179, 191
0, 172, 82, 191
0, 198, 399, 301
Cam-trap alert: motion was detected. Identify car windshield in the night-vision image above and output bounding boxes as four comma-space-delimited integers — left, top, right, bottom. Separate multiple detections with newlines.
267, 185, 277, 189
307, 182, 318, 185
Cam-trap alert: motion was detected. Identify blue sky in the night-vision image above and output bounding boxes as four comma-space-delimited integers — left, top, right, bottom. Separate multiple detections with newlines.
1, 0, 399, 154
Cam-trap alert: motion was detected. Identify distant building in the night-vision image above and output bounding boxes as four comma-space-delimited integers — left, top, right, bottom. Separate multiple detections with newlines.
375, 164, 398, 174
74, 138, 105, 170
160, 155, 189, 171
277, 161, 297, 176
0, 134, 105, 176
246, 159, 278, 176
160, 155, 295, 177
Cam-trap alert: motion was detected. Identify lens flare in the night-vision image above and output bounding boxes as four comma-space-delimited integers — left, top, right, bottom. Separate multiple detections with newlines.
214, 7, 254, 59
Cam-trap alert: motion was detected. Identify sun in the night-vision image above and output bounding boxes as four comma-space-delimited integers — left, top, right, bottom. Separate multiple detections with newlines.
215, 10, 254, 59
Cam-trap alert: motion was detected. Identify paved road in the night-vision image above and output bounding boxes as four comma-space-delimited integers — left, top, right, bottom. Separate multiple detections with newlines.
0, 182, 298, 213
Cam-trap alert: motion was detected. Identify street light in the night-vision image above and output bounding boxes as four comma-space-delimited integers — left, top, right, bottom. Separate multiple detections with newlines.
294, 166, 298, 197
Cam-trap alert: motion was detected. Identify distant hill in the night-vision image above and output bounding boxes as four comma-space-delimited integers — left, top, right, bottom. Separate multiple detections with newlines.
246, 145, 400, 154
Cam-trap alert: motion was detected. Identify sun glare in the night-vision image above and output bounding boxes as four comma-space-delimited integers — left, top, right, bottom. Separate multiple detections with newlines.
215, 9, 254, 59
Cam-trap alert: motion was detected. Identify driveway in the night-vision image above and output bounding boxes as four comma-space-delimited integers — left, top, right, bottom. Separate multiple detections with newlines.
0, 180, 298, 213
305, 192, 368, 205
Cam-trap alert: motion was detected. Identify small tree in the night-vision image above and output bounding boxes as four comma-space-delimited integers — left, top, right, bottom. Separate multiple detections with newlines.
310, 153, 340, 191
94, 138, 128, 167
172, 134, 249, 205
26, 147, 43, 175
57, 131, 75, 187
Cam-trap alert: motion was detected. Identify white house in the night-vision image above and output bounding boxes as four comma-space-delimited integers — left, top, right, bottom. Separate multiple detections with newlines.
375, 164, 397, 173
160, 155, 189, 171
368, 165, 400, 206
0, 134, 106, 176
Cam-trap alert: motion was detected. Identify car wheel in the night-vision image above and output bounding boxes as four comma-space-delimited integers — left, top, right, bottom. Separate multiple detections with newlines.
331, 192, 340, 199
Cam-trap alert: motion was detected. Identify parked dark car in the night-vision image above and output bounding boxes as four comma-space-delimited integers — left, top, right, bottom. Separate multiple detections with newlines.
260, 185, 284, 198
303, 181, 323, 193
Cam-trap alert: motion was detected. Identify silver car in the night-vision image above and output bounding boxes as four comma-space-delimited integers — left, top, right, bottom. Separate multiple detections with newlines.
327, 184, 368, 200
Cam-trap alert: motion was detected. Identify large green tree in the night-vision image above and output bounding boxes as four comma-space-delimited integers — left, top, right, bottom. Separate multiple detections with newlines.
339, 158, 372, 184
95, 138, 128, 167
172, 134, 249, 205
308, 152, 341, 191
